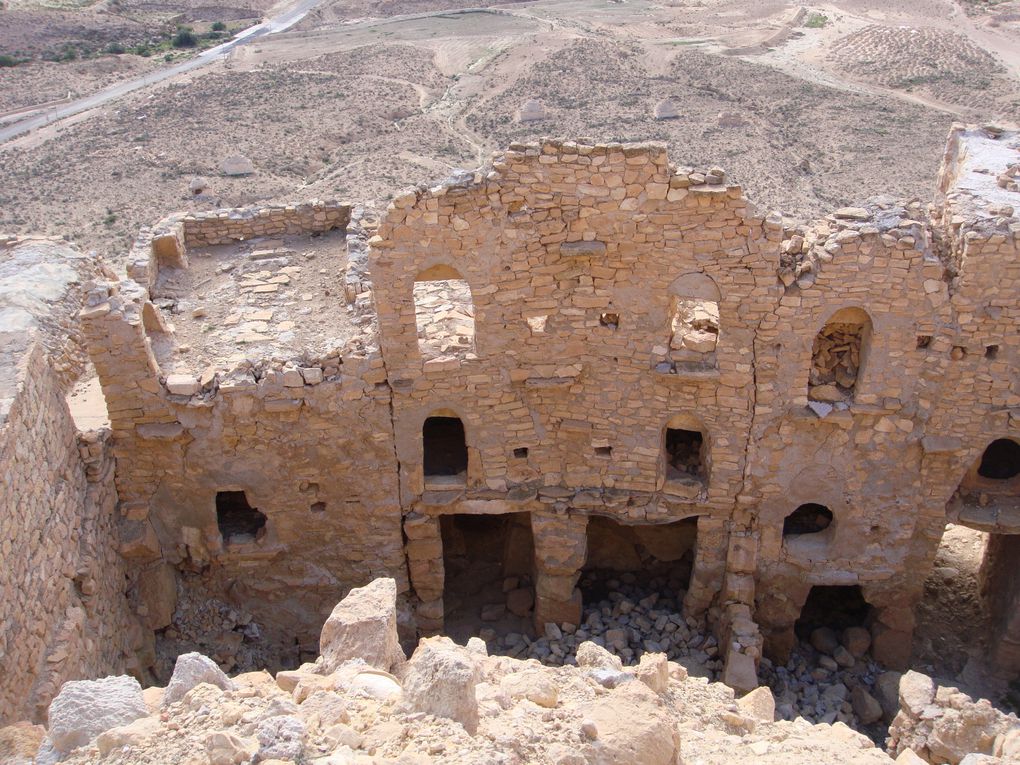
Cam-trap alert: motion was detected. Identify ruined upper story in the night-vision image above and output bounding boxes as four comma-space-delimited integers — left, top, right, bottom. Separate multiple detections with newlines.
76, 127, 1020, 572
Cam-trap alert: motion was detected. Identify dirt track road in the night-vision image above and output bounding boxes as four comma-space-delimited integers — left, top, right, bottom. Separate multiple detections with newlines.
0, 0, 324, 145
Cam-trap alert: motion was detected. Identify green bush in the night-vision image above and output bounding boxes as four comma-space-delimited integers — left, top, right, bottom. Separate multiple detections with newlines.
0, 54, 25, 67
211, 20, 226, 31
804, 12, 828, 28
104, 42, 126, 54
172, 28, 197, 48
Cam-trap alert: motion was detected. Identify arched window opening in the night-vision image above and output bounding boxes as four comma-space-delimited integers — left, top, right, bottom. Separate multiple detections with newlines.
808, 307, 872, 403
978, 439, 1020, 480
665, 428, 705, 482
413, 265, 475, 359
423, 416, 468, 478
216, 491, 267, 545
662, 273, 721, 372
783, 503, 834, 536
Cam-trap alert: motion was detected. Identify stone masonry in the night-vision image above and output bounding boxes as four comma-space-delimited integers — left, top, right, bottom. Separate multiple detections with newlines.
20, 124, 1018, 711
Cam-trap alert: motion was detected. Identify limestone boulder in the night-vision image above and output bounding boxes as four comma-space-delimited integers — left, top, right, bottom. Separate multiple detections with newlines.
319, 578, 404, 674
898, 670, 935, 717
256, 715, 307, 761
205, 731, 259, 765
737, 686, 776, 723
634, 653, 669, 694
220, 155, 255, 176
47, 675, 148, 754
851, 686, 884, 725
576, 641, 623, 672
400, 636, 480, 734
584, 682, 680, 765
96, 715, 161, 757
500, 669, 559, 708
163, 652, 236, 707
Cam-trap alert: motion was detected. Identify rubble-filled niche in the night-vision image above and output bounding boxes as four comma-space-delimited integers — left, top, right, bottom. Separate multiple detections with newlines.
808, 307, 872, 403
215, 491, 267, 546
423, 415, 468, 484
412, 264, 475, 359
794, 585, 872, 640
439, 512, 535, 641
663, 415, 709, 493
666, 272, 721, 370
580, 516, 698, 606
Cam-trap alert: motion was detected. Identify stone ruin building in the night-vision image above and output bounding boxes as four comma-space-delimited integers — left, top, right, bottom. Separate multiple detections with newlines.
1, 123, 1018, 726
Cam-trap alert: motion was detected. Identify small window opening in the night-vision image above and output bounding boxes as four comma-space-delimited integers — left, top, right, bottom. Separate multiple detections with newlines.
216, 491, 267, 544
413, 267, 475, 359
783, 503, 833, 536
985, 344, 999, 359
916, 335, 932, 349
600, 312, 619, 330
669, 298, 719, 356
665, 428, 704, 481
423, 416, 468, 477
809, 308, 871, 403
977, 439, 1020, 480
595, 445, 612, 457
513, 447, 529, 459
310, 501, 326, 513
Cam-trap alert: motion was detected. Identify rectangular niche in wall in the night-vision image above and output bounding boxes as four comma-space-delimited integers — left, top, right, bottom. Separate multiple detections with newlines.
423, 416, 468, 482
216, 491, 267, 545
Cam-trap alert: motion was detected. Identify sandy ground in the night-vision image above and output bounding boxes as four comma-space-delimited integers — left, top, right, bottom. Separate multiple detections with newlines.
0, 0, 1018, 260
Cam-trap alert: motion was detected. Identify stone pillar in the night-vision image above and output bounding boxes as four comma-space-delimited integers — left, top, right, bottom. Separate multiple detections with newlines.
684, 515, 728, 616
531, 510, 588, 629
980, 533, 1020, 678
403, 512, 445, 634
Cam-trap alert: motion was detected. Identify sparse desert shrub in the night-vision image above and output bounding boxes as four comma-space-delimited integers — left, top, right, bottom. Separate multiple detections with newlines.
0, 54, 27, 67
805, 12, 828, 28
172, 28, 198, 48
104, 42, 126, 55
211, 21, 227, 31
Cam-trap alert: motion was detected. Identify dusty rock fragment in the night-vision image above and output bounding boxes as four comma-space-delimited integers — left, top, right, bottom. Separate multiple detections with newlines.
47, 675, 148, 754
163, 652, 236, 706
400, 636, 480, 734
319, 578, 404, 673
205, 730, 259, 765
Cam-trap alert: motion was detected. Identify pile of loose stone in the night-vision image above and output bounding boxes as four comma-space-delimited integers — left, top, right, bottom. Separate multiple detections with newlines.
483, 571, 720, 680
155, 588, 286, 682
759, 625, 898, 739
808, 322, 864, 402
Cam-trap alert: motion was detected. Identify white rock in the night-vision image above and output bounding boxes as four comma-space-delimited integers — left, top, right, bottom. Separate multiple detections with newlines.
163, 652, 236, 707
401, 636, 480, 734
48, 676, 148, 754
205, 730, 259, 765
220, 155, 255, 176
319, 578, 404, 673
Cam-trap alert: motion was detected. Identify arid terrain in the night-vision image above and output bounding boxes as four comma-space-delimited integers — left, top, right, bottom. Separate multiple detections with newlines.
1, 0, 1019, 259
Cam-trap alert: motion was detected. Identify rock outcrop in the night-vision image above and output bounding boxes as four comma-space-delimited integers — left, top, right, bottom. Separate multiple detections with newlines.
887, 671, 1020, 764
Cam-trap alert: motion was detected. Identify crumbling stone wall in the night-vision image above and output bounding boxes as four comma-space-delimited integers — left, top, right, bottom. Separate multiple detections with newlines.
370, 141, 780, 646
0, 342, 140, 724
79, 216, 406, 669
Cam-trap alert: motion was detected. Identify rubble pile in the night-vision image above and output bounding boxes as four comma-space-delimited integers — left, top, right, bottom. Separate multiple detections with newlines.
760, 626, 895, 735
808, 322, 864, 402
10, 578, 970, 765
155, 585, 284, 682
486, 570, 720, 680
